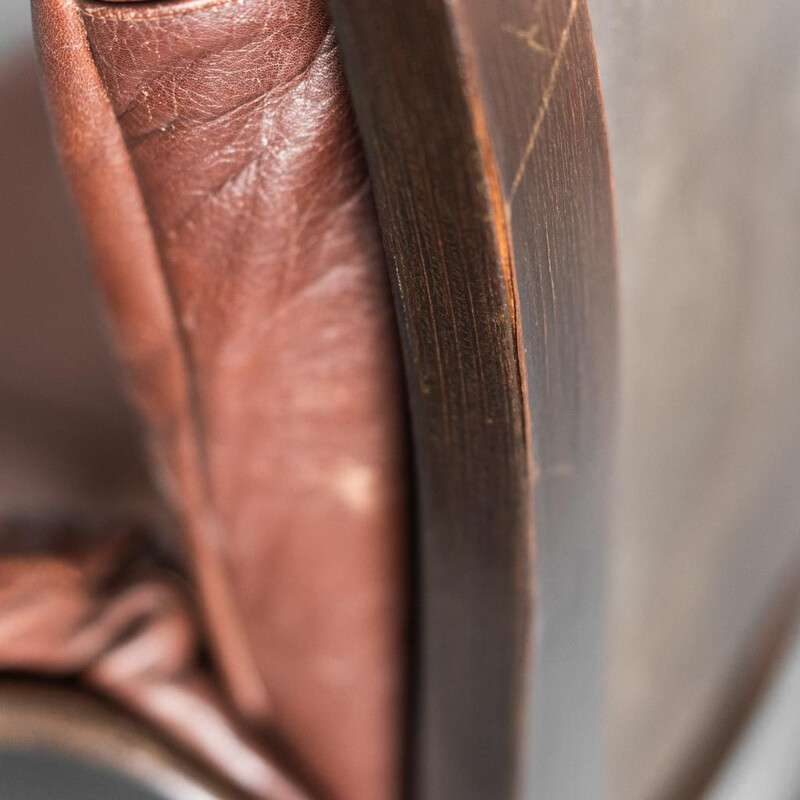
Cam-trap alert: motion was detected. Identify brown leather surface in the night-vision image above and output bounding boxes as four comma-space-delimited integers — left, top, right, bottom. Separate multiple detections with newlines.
30, 1, 406, 799
0, 521, 310, 800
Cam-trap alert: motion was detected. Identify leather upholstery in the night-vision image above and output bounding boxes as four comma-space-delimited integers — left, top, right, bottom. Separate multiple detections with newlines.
0, 521, 310, 800
30, 1, 406, 798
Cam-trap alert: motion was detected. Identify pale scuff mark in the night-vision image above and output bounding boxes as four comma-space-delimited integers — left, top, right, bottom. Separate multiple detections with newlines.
335, 463, 376, 514
532, 461, 575, 485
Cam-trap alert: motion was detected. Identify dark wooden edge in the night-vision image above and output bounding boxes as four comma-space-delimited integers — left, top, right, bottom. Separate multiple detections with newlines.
0, 682, 250, 800
327, 1, 617, 798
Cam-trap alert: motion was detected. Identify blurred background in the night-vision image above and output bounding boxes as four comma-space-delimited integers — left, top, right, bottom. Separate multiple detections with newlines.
0, 0, 158, 528
0, 5, 167, 795
591, 4, 800, 799
0, 751, 162, 800
1, 1, 799, 799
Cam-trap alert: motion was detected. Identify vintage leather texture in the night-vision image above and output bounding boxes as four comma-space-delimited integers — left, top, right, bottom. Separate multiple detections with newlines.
0, 521, 310, 800
30, 1, 406, 799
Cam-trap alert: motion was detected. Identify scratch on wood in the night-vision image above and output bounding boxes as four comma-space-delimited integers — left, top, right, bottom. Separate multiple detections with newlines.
502, 23, 552, 56
507, 0, 580, 208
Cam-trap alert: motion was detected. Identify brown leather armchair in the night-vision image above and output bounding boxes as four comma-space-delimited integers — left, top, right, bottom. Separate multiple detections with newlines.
5, 0, 619, 797
6, 1, 800, 800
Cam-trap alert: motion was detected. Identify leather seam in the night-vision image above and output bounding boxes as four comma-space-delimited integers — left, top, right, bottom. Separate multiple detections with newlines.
78, 10, 214, 531
73, 0, 273, 720
80, 0, 247, 23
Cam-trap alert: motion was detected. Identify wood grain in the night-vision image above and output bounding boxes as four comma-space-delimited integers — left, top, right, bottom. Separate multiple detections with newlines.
327, 1, 617, 798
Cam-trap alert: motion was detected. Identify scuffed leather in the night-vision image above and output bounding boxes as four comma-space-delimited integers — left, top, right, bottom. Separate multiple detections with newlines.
0, 521, 310, 800
30, 1, 406, 799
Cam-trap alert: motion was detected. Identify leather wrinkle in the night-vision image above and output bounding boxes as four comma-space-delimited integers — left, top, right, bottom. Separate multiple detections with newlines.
114, 25, 334, 132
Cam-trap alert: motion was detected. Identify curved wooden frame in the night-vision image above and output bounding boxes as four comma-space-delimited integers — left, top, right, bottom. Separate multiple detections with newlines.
328, 1, 617, 798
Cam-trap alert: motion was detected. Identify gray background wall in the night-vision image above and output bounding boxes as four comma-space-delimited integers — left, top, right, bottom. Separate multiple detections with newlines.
590, 3, 800, 799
